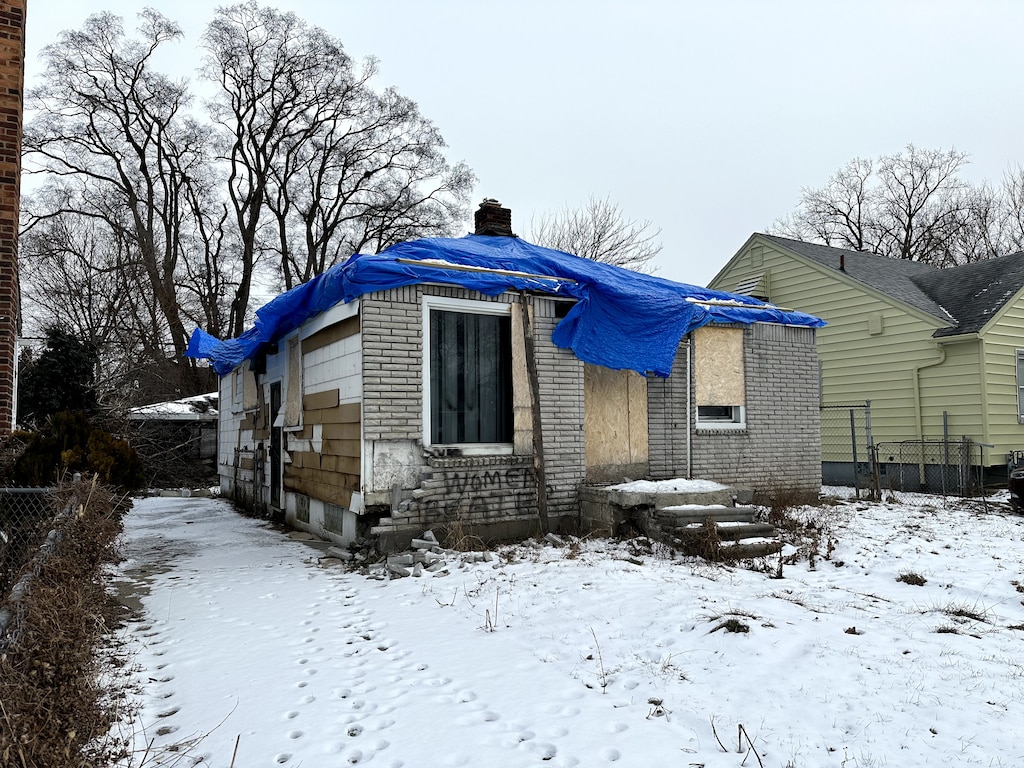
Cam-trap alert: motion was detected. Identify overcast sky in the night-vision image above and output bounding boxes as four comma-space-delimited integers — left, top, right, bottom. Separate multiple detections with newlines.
25, 1, 1024, 286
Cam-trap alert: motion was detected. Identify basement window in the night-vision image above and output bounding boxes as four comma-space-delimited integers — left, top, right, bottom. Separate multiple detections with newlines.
697, 405, 745, 424
423, 296, 513, 451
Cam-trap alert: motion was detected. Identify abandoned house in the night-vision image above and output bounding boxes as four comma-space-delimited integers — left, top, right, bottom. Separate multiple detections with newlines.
187, 201, 825, 549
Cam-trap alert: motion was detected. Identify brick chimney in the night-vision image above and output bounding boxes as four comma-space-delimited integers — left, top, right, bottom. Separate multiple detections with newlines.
0, 1, 23, 433
474, 198, 515, 237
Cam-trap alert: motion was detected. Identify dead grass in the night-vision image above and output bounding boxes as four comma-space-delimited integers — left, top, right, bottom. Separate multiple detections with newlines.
896, 571, 928, 586
753, 483, 818, 519
757, 491, 838, 570
675, 517, 723, 561
710, 617, 751, 634
0, 479, 132, 768
441, 510, 486, 553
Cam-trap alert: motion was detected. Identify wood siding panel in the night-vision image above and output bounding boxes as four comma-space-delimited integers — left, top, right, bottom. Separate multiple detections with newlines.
302, 315, 360, 355
303, 389, 340, 411
322, 402, 361, 424
584, 363, 648, 480
323, 438, 361, 458
285, 386, 363, 509
322, 422, 361, 440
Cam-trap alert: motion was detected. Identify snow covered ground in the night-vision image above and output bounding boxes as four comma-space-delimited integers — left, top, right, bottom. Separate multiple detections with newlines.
111, 488, 1024, 767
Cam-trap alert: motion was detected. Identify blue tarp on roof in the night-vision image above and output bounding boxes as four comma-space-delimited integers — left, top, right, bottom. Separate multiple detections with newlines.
186, 234, 825, 378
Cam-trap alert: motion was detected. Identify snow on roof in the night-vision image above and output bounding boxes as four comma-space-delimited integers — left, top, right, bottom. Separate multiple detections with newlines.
129, 392, 219, 421
187, 234, 825, 378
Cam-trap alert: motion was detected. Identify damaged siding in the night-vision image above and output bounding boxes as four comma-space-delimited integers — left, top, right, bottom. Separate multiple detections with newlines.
284, 393, 360, 510
282, 309, 363, 533
361, 286, 584, 543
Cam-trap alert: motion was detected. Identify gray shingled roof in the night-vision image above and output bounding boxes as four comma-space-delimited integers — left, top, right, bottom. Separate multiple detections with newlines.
758, 234, 1024, 337
912, 251, 1024, 336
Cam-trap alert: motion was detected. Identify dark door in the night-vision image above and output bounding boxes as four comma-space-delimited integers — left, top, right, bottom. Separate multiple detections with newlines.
270, 382, 282, 509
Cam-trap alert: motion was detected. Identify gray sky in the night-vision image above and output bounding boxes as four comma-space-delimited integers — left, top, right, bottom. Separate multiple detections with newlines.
24, 0, 1024, 286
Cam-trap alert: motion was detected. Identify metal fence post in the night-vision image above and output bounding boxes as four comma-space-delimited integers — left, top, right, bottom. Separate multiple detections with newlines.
850, 408, 860, 499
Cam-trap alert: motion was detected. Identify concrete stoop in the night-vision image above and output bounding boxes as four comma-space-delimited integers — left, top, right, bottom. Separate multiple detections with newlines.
581, 485, 783, 561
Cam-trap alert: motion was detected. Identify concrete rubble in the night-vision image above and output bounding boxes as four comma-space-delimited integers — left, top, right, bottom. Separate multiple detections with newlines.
316, 528, 574, 580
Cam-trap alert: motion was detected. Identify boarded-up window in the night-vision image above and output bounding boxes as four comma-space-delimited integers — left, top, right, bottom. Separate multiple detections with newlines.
285, 336, 302, 427
242, 368, 257, 412
694, 326, 745, 427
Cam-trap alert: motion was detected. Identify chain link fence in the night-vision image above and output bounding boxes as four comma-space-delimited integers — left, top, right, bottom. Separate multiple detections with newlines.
820, 404, 873, 496
0, 488, 60, 601
873, 438, 985, 499
819, 403, 990, 504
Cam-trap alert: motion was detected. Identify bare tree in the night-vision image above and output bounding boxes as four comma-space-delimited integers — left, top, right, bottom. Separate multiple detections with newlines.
874, 146, 972, 265
202, 1, 473, 322
772, 145, 999, 267
24, 10, 224, 398
774, 157, 881, 252
24, 4, 474, 404
528, 195, 662, 272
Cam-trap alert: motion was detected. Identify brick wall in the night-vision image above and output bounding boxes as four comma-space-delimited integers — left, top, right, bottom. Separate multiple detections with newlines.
647, 342, 689, 479
361, 286, 585, 542
361, 286, 423, 443
0, 1, 22, 432
648, 323, 821, 495
532, 299, 585, 514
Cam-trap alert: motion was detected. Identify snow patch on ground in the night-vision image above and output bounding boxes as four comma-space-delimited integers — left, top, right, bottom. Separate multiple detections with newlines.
111, 491, 1024, 767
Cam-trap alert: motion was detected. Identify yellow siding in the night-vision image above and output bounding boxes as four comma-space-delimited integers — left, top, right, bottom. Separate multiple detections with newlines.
710, 238, 950, 445
981, 294, 1024, 458
919, 339, 983, 440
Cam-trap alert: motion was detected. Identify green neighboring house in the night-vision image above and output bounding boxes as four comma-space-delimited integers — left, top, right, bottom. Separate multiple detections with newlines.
709, 233, 1024, 486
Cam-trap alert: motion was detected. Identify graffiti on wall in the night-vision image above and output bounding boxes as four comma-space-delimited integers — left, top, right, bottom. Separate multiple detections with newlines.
420, 465, 545, 520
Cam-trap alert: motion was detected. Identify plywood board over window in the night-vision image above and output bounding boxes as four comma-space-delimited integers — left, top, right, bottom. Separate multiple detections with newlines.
511, 301, 533, 455
285, 336, 302, 427
584, 364, 648, 482
695, 325, 745, 406
242, 367, 257, 411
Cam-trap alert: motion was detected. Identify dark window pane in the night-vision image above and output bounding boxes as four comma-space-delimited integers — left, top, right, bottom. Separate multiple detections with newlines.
698, 405, 738, 422
430, 310, 512, 444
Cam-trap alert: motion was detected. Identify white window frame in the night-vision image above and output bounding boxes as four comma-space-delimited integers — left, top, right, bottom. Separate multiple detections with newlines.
1016, 349, 1024, 423
696, 404, 747, 430
422, 295, 514, 455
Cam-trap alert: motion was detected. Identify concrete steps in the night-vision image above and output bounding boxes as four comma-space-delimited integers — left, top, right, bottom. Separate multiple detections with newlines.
581, 485, 783, 561
662, 506, 782, 560
714, 522, 777, 542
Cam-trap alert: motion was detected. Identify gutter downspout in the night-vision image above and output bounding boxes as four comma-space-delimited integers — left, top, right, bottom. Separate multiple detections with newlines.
913, 345, 946, 479
687, 338, 693, 479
